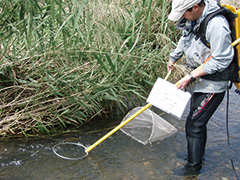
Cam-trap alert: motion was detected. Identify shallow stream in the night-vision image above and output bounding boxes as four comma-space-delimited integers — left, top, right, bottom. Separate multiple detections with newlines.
0, 88, 240, 180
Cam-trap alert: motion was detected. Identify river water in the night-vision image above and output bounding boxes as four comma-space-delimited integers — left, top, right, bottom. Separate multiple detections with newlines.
0, 88, 240, 180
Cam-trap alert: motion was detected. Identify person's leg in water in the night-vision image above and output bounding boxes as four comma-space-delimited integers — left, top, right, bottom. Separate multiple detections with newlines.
185, 92, 225, 169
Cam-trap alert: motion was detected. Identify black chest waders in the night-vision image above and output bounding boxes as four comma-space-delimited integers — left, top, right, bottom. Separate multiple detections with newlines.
186, 92, 225, 167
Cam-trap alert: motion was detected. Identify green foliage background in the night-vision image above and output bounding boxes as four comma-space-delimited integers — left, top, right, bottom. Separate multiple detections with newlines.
0, 0, 179, 137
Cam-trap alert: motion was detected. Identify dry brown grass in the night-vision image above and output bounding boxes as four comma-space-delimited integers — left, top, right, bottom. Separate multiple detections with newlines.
220, 0, 240, 7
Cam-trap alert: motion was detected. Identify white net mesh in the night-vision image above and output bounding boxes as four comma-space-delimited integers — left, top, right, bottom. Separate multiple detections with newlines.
120, 107, 178, 145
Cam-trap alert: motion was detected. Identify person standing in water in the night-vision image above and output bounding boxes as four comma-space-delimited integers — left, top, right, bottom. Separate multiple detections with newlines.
167, 0, 234, 172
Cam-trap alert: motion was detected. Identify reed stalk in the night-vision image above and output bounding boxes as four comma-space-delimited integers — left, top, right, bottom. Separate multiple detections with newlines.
0, 0, 178, 137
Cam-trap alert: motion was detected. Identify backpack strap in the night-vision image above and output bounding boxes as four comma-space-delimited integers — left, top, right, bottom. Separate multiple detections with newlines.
194, 5, 239, 82
194, 6, 237, 48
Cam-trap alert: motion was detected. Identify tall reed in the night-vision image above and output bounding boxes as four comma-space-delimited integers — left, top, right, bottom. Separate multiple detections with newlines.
0, 0, 178, 137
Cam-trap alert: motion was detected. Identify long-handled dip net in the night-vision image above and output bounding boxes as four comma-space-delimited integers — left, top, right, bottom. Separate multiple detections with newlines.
53, 37, 240, 160
53, 70, 191, 160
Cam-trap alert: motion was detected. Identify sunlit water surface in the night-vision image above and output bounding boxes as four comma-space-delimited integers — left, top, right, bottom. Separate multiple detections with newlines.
0, 89, 240, 180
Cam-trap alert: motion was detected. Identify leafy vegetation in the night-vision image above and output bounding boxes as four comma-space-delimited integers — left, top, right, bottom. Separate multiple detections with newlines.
0, 0, 179, 137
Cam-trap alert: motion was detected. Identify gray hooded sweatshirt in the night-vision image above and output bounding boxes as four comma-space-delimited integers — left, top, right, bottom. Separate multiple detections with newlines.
169, 0, 234, 94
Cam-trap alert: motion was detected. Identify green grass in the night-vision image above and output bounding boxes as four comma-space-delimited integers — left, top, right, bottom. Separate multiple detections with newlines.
0, 0, 179, 137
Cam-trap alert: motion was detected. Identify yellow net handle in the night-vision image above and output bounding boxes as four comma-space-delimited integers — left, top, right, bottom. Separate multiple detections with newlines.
85, 70, 172, 153
86, 103, 152, 152
86, 37, 240, 153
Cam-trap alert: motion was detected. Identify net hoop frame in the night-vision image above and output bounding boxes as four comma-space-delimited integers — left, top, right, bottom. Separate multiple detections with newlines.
53, 142, 88, 160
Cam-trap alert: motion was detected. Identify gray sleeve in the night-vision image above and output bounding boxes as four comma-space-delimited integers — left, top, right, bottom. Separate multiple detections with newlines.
203, 15, 234, 74
169, 36, 185, 63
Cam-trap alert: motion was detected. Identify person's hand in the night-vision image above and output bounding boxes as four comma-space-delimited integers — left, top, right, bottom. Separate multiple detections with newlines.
176, 75, 191, 90
167, 60, 176, 72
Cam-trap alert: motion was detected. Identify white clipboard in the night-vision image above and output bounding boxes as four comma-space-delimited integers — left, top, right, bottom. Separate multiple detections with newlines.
147, 77, 191, 118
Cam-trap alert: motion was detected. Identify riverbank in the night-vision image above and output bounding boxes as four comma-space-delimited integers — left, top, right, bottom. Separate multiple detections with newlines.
1, 87, 239, 179
0, 0, 176, 137
0, 0, 239, 138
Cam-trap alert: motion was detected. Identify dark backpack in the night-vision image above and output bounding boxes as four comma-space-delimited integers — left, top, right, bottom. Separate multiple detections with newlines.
194, 4, 240, 85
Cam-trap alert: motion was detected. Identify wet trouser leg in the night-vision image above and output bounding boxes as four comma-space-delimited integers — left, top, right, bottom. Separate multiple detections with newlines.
186, 92, 225, 166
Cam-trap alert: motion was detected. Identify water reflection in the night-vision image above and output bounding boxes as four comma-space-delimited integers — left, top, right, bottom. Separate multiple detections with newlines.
0, 88, 239, 180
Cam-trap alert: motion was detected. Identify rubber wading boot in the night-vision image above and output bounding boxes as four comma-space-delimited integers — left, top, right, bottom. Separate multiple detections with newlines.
182, 163, 202, 177
186, 126, 206, 167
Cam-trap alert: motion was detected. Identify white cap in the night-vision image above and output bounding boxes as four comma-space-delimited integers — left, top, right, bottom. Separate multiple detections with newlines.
168, 0, 202, 21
